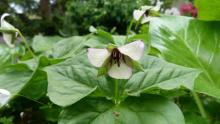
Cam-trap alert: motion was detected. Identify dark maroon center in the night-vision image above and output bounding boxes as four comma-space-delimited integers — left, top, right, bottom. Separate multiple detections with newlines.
145, 10, 149, 16
110, 48, 126, 67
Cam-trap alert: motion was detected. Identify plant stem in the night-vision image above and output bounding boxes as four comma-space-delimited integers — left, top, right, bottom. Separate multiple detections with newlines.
0, 28, 36, 59
114, 79, 119, 105
17, 30, 36, 59
192, 91, 208, 119
125, 20, 134, 42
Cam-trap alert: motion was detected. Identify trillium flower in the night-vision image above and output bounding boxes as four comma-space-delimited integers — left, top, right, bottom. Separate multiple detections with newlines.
0, 89, 11, 107
133, 5, 160, 24
87, 40, 144, 79
1, 13, 17, 48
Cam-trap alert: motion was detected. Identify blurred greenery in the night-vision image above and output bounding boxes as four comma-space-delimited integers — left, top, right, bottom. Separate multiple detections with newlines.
0, 0, 152, 36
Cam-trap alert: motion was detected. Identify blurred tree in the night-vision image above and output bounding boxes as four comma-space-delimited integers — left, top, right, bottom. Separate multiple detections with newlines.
0, 0, 153, 36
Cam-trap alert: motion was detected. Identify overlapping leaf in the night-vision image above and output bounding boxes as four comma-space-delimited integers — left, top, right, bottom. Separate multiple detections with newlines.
45, 52, 200, 107
32, 35, 63, 53
59, 95, 184, 124
150, 15, 220, 98
195, 0, 220, 21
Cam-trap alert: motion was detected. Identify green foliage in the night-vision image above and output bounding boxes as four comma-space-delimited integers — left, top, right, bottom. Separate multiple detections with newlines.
59, 96, 184, 124
0, 0, 150, 36
2, 2, 220, 123
195, 0, 220, 20
150, 15, 220, 99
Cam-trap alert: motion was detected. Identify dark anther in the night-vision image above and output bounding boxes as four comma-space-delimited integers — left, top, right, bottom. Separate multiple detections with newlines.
110, 48, 126, 67
145, 10, 149, 16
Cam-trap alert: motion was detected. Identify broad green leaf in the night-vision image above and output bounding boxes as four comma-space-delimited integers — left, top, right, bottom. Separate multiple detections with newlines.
51, 36, 87, 59
32, 35, 63, 53
0, 44, 12, 68
19, 56, 64, 100
150, 15, 220, 98
45, 52, 200, 106
0, 64, 32, 104
195, 0, 220, 21
112, 35, 126, 46
84, 35, 126, 48
44, 53, 106, 107
84, 35, 109, 48
0, 44, 25, 68
185, 112, 209, 124
0, 56, 56, 106
97, 29, 114, 43
125, 55, 200, 96
40, 105, 62, 122
19, 69, 47, 100
59, 95, 185, 124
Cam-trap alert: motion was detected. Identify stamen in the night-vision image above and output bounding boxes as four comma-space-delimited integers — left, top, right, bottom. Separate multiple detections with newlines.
110, 48, 125, 67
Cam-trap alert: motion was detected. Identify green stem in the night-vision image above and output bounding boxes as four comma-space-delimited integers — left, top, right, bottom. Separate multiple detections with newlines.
125, 20, 134, 42
114, 79, 119, 105
192, 91, 208, 119
0, 28, 36, 59
17, 30, 36, 59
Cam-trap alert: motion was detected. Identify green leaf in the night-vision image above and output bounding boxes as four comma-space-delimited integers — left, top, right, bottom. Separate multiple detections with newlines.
59, 95, 185, 124
44, 54, 106, 107
84, 35, 109, 48
97, 29, 114, 43
45, 52, 200, 106
85, 35, 126, 48
51, 36, 87, 59
0, 64, 32, 104
125, 55, 200, 96
40, 105, 62, 122
32, 35, 63, 53
127, 34, 149, 43
19, 69, 47, 100
184, 112, 209, 124
0, 44, 12, 68
150, 15, 220, 98
195, 0, 220, 21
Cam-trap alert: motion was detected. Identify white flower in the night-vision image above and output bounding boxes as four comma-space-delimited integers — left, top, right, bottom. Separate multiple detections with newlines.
0, 89, 11, 107
87, 40, 144, 79
133, 4, 161, 24
165, 7, 180, 16
1, 13, 17, 48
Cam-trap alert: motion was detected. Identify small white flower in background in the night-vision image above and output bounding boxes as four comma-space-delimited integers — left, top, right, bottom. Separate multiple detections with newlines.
165, 7, 180, 16
133, 1, 162, 24
1, 13, 17, 48
0, 89, 11, 107
87, 40, 144, 79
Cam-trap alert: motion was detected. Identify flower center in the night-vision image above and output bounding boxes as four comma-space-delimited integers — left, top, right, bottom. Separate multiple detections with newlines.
145, 10, 150, 16
110, 48, 126, 67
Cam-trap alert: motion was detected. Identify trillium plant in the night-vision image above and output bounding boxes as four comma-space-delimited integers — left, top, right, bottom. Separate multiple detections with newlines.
87, 40, 144, 79
133, 5, 160, 24
1, 2, 220, 123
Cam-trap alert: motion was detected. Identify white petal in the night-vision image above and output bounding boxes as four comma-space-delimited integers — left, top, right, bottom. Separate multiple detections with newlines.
133, 10, 146, 21
118, 40, 145, 61
3, 33, 15, 48
108, 62, 132, 79
0, 89, 10, 106
1, 13, 16, 48
87, 48, 110, 67
1, 13, 15, 29
1, 13, 10, 24
141, 16, 153, 24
